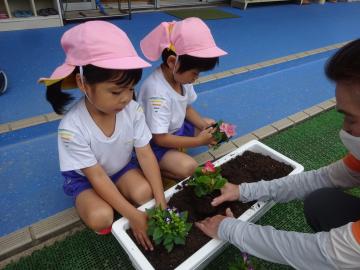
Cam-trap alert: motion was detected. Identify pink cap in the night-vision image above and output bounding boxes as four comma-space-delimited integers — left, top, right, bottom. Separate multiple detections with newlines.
140, 17, 227, 61
39, 21, 150, 88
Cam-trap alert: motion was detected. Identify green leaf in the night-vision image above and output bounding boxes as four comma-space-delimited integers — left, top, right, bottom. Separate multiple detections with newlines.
163, 235, 173, 246
181, 211, 188, 220
195, 187, 206, 197
147, 226, 154, 236
214, 177, 227, 189
174, 236, 185, 245
198, 175, 209, 183
153, 227, 163, 241
194, 167, 203, 176
228, 257, 247, 270
154, 238, 162, 245
165, 242, 174, 253
147, 219, 155, 227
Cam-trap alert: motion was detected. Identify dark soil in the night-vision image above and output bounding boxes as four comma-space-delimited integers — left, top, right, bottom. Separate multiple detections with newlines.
128, 151, 293, 270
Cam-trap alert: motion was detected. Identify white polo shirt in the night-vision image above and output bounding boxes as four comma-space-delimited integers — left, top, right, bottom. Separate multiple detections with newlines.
138, 67, 197, 134
58, 98, 152, 176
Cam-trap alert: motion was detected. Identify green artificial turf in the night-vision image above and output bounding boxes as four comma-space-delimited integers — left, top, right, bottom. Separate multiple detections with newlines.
165, 8, 239, 20
4, 109, 359, 270
207, 109, 349, 270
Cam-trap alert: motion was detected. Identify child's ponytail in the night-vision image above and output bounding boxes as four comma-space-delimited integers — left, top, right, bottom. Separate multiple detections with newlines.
46, 81, 74, 115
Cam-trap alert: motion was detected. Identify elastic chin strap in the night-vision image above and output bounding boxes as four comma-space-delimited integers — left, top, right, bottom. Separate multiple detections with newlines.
172, 55, 179, 76
79, 66, 85, 86
79, 66, 93, 105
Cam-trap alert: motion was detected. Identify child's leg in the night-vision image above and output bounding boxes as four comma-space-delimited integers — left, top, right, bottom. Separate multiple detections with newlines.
115, 168, 153, 206
159, 149, 198, 180
75, 189, 114, 232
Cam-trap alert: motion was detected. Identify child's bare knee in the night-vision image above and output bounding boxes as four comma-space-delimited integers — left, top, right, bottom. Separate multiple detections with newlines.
131, 182, 153, 205
178, 159, 198, 178
85, 207, 113, 231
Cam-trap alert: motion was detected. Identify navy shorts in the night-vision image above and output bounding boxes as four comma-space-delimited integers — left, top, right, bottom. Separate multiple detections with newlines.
151, 120, 195, 161
62, 158, 139, 198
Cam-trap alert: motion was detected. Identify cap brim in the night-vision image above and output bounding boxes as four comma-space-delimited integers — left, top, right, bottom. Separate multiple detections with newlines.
38, 63, 77, 89
187, 46, 227, 58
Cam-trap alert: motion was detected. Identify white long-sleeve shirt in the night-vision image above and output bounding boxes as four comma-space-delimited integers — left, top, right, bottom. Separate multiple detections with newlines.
218, 154, 360, 270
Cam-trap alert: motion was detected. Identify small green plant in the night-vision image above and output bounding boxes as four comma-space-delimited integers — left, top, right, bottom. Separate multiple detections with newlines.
146, 206, 192, 252
211, 120, 236, 149
228, 253, 254, 270
188, 161, 228, 197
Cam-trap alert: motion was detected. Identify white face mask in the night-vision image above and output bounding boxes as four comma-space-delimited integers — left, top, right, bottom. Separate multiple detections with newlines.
339, 129, 360, 160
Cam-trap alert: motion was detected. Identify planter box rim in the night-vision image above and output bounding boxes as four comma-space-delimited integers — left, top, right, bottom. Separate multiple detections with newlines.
112, 140, 304, 270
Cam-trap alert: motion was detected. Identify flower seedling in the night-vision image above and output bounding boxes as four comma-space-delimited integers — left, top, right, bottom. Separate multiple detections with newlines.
146, 206, 192, 252
210, 120, 236, 149
188, 161, 228, 197
228, 253, 254, 270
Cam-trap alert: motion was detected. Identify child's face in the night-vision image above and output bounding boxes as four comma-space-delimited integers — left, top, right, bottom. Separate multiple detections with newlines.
173, 68, 200, 85
86, 81, 135, 115
336, 81, 360, 136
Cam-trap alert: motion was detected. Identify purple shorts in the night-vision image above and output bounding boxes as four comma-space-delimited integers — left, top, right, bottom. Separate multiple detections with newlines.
151, 120, 195, 161
62, 158, 139, 198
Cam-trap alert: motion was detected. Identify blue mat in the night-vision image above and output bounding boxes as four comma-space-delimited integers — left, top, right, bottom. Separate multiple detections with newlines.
1, 3, 360, 123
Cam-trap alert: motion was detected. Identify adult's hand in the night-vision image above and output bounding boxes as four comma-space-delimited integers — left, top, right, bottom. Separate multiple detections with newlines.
211, 182, 240, 206
195, 208, 234, 239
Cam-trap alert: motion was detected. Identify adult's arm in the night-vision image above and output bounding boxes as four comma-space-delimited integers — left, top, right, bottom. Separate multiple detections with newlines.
240, 158, 360, 203
219, 218, 360, 270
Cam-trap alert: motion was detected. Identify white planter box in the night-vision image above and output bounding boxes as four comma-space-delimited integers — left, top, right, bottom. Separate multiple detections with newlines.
112, 140, 304, 270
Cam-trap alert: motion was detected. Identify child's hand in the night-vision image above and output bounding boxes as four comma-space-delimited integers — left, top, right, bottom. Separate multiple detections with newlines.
129, 210, 154, 251
157, 199, 168, 210
202, 118, 216, 130
197, 127, 217, 146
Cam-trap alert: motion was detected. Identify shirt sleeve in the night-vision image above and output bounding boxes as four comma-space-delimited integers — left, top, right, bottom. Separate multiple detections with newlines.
58, 128, 97, 171
133, 103, 152, 148
144, 94, 172, 134
218, 217, 360, 270
240, 158, 360, 203
327, 221, 360, 269
187, 85, 197, 104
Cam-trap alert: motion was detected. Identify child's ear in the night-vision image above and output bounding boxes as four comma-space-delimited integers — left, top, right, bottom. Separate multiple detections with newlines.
166, 55, 177, 70
75, 73, 86, 93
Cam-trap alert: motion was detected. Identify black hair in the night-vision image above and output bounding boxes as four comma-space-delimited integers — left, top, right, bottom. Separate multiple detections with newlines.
46, 81, 74, 115
325, 39, 360, 83
46, 64, 142, 115
161, 49, 219, 74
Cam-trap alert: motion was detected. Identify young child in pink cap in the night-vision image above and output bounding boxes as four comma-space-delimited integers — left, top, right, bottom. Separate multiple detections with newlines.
138, 17, 227, 180
39, 21, 166, 250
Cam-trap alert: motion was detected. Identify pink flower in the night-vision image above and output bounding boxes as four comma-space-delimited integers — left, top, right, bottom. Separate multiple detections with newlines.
219, 123, 236, 138
202, 161, 216, 173
242, 253, 248, 262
